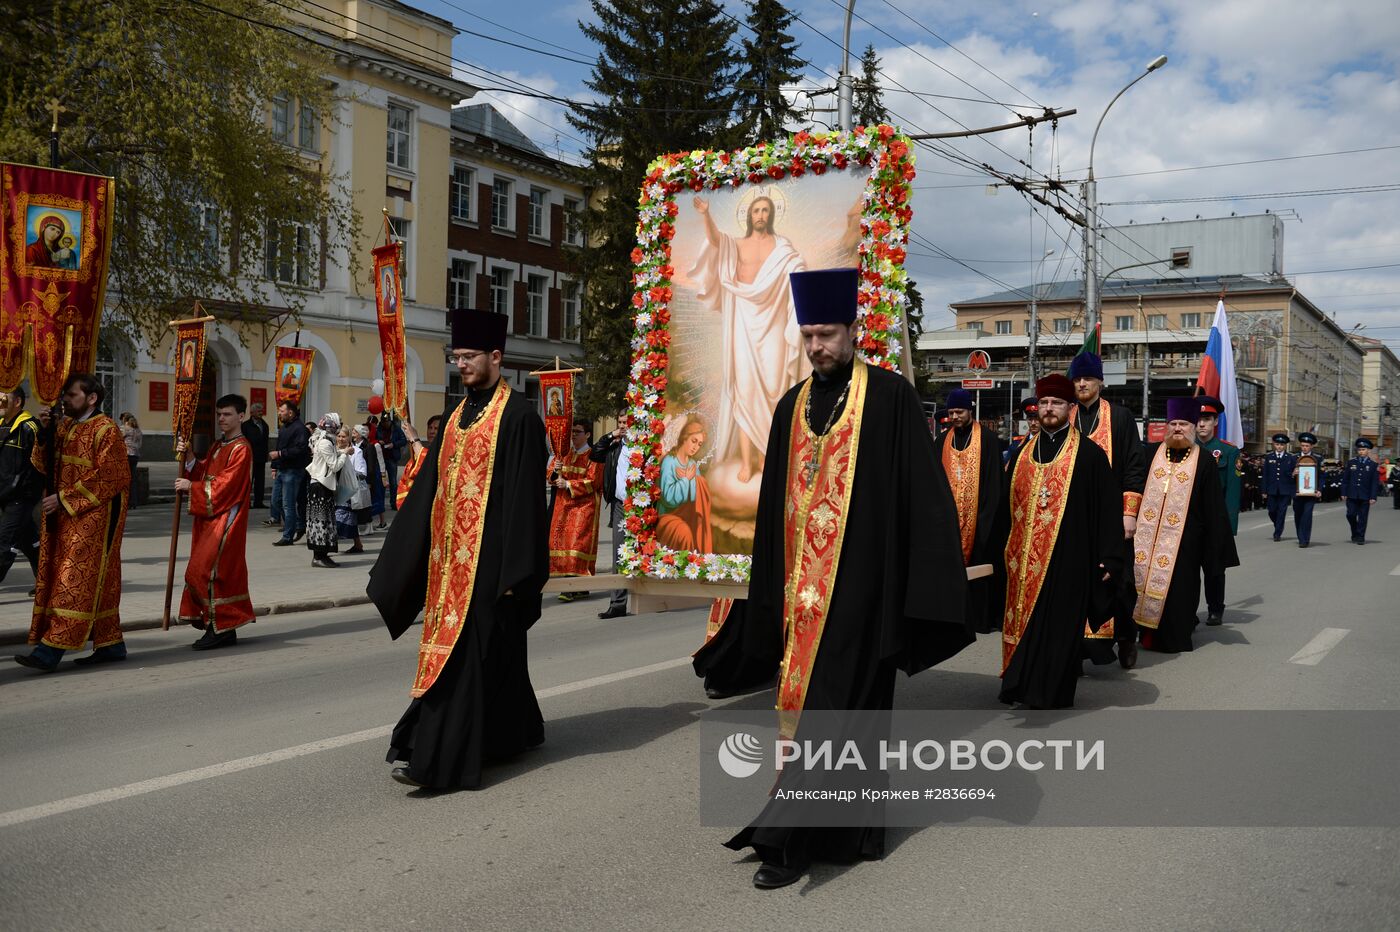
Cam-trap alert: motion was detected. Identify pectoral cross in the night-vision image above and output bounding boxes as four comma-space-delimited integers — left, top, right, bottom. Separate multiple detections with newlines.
1037, 484, 1050, 509
803, 451, 820, 484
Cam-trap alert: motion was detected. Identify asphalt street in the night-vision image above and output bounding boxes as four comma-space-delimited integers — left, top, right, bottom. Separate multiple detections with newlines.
2, 500, 1398, 930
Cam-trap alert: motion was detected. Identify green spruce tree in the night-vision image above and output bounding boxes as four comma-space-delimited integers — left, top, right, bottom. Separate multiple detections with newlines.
733, 0, 805, 145
853, 44, 888, 128
567, 0, 740, 416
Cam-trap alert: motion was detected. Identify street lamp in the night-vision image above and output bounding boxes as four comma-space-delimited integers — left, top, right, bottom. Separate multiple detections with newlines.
1083, 54, 1168, 338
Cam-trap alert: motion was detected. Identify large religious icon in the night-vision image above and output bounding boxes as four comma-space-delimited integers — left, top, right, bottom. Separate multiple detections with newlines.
619, 127, 916, 581
1296, 455, 1320, 497
25, 206, 83, 271
176, 336, 200, 384
279, 360, 303, 390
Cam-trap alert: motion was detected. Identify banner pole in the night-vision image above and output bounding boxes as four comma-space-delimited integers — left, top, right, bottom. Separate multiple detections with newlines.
163, 487, 182, 630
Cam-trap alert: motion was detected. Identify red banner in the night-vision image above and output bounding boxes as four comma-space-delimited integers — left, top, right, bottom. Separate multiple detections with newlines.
172, 319, 209, 446
539, 371, 574, 458
0, 162, 115, 405
373, 229, 408, 419
274, 345, 315, 408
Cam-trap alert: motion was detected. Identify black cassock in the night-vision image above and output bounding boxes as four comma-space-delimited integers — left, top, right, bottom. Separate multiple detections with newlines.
1137, 443, 1241, 654
931, 423, 1003, 633
367, 382, 549, 790
991, 427, 1122, 709
1076, 398, 1146, 664
721, 360, 973, 868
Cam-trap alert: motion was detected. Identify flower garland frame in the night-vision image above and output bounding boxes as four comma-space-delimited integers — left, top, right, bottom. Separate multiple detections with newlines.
619, 124, 916, 582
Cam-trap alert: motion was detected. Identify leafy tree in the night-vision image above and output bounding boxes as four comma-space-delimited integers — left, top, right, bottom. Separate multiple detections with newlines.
733, 0, 805, 145
0, 0, 357, 345
567, 0, 740, 416
853, 44, 887, 129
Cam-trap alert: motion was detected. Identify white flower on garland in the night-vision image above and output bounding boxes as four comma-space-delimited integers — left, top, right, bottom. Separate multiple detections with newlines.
683, 562, 702, 579
632, 490, 650, 508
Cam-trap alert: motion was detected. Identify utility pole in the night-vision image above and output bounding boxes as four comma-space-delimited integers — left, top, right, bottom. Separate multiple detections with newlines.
836, 0, 856, 131
1140, 296, 1150, 423
1334, 357, 1343, 458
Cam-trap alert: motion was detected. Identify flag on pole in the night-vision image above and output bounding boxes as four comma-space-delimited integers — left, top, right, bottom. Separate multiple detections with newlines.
1196, 299, 1244, 447
1077, 319, 1101, 356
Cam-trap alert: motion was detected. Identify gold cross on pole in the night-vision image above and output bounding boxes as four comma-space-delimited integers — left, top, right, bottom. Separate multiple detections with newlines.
46, 98, 65, 132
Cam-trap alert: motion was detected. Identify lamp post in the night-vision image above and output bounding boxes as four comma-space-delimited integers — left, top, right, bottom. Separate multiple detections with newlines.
1027, 248, 1055, 382
1083, 54, 1168, 338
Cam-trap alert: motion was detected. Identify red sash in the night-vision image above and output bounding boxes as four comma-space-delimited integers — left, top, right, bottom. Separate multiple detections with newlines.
412, 380, 510, 697
776, 361, 868, 738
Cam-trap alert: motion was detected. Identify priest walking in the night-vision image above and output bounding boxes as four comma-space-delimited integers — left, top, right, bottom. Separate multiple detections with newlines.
175, 393, 255, 649
1133, 398, 1239, 653
368, 308, 549, 791
1068, 351, 1145, 668
991, 374, 1121, 709
931, 387, 1001, 632
722, 268, 972, 889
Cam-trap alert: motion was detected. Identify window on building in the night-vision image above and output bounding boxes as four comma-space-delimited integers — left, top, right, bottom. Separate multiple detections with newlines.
995, 319, 1012, 335
297, 101, 319, 151
271, 96, 293, 145
563, 197, 583, 246
965, 321, 984, 333
263, 220, 313, 286
390, 218, 410, 294
526, 274, 548, 337
386, 103, 413, 169
562, 279, 581, 341
1147, 313, 1167, 330
1171, 247, 1192, 269
449, 258, 474, 309
1115, 315, 1134, 331
528, 188, 547, 238
1181, 312, 1202, 329
491, 178, 513, 229
490, 267, 513, 317
1054, 317, 1072, 333
450, 166, 474, 221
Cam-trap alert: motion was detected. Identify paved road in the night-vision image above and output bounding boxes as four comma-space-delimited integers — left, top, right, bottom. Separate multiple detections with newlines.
2, 502, 1398, 929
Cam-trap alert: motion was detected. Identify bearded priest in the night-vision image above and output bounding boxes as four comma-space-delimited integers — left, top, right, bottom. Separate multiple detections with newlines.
931, 387, 1002, 632
368, 307, 549, 791
722, 267, 973, 890
1132, 398, 1239, 654
991, 374, 1122, 709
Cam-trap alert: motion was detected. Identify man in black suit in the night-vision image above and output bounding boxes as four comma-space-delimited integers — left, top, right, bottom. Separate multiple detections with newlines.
241, 402, 271, 508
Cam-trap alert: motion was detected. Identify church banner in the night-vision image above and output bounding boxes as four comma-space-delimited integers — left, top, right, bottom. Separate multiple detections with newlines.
373, 229, 408, 418
616, 126, 916, 582
274, 345, 314, 407
0, 162, 115, 405
171, 319, 209, 446
539, 370, 574, 458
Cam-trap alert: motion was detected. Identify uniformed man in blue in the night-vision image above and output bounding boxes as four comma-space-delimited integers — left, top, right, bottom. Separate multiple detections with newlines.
1292, 432, 1320, 547
1342, 439, 1381, 544
1196, 396, 1240, 625
1261, 433, 1295, 541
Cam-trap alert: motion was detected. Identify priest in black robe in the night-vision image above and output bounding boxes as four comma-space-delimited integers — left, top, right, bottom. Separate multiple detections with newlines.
1069, 351, 1146, 669
720, 268, 973, 890
1132, 398, 1240, 654
991, 374, 1122, 709
367, 308, 549, 791
931, 387, 1002, 633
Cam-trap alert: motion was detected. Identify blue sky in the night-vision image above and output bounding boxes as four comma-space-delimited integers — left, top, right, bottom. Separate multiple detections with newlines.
412, 0, 1400, 346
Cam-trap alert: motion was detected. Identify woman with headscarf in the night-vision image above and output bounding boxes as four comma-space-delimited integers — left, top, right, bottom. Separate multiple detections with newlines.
305, 413, 348, 568
361, 423, 387, 531
335, 425, 367, 555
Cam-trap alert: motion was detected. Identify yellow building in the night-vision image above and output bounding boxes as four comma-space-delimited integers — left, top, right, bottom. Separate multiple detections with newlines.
106, 0, 473, 452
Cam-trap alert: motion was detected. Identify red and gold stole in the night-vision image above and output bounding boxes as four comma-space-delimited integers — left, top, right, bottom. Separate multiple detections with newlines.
411, 379, 510, 697
941, 427, 981, 564
776, 361, 869, 738
1002, 428, 1079, 673
1072, 397, 1118, 641
1131, 445, 1199, 630
700, 598, 734, 646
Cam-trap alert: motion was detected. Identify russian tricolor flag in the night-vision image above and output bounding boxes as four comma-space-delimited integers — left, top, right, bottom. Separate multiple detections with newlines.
1196, 299, 1244, 447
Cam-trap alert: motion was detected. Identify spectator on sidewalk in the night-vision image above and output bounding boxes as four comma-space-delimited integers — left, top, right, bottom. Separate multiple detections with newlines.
304, 413, 347, 568
589, 420, 628, 619
119, 412, 142, 506
14, 373, 131, 673
175, 393, 255, 650
382, 414, 408, 508
0, 388, 42, 589
335, 424, 367, 554
269, 400, 310, 545
242, 402, 270, 509
362, 423, 387, 531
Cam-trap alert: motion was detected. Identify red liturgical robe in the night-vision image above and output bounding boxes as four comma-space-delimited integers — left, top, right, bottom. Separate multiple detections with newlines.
547, 448, 601, 576
180, 435, 254, 632
29, 414, 130, 651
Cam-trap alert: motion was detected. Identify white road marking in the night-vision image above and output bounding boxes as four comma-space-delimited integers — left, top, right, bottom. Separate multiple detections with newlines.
1287, 628, 1350, 666
1389, 563, 1400, 577
0, 656, 694, 830
1244, 518, 1279, 531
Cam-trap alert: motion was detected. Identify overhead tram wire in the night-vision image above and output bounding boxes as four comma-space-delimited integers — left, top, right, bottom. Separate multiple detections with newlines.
1102, 183, 1400, 206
